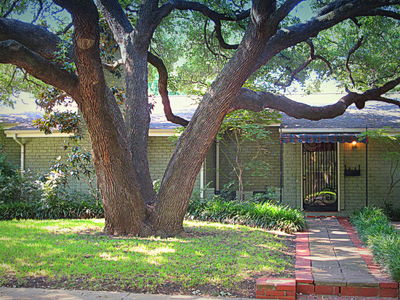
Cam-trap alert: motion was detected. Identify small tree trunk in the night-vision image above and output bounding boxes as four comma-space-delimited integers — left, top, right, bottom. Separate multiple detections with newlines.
234, 131, 245, 201
238, 169, 244, 201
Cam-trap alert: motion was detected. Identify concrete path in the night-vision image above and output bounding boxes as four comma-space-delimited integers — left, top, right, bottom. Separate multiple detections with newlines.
307, 217, 379, 288
0, 287, 253, 300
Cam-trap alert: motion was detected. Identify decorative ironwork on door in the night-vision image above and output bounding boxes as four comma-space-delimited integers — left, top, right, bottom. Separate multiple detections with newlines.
302, 143, 338, 211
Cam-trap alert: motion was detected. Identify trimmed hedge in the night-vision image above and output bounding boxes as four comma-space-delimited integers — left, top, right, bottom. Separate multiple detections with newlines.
187, 196, 305, 233
351, 207, 400, 281
0, 200, 103, 220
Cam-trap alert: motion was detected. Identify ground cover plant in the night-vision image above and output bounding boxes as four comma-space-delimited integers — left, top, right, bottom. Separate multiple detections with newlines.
0, 198, 103, 220
187, 196, 305, 233
0, 219, 294, 297
351, 207, 400, 281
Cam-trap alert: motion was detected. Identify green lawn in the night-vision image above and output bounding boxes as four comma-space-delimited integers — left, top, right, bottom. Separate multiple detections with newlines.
0, 219, 294, 297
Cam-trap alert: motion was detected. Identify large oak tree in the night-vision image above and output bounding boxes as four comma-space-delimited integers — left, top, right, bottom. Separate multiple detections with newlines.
0, 0, 399, 236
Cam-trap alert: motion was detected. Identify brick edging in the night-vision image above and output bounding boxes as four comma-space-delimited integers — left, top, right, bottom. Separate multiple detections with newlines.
294, 229, 314, 296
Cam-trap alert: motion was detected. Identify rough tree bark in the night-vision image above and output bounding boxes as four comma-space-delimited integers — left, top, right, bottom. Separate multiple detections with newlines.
0, 0, 399, 236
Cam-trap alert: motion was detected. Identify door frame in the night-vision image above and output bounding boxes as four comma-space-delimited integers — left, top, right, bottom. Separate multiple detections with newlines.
300, 142, 340, 212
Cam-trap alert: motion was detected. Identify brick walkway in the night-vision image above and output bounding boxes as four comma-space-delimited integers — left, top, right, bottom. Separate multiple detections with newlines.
255, 217, 399, 299
301, 217, 398, 298
307, 218, 378, 287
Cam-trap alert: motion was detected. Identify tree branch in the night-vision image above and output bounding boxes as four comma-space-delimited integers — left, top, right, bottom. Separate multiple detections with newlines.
0, 18, 64, 60
271, 0, 305, 24
57, 22, 73, 35
155, 1, 250, 51
251, 0, 276, 27
147, 52, 189, 126
0, 40, 78, 97
213, 20, 239, 50
233, 76, 400, 119
365, 8, 400, 20
31, 0, 44, 24
275, 40, 332, 88
256, 0, 400, 71
204, 20, 228, 58
1, 0, 20, 18
101, 52, 190, 127
345, 36, 363, 87
375, 96, 400, 106
98, 0, 135, 43
156, 0, 250, 24
158, 1, 250, 45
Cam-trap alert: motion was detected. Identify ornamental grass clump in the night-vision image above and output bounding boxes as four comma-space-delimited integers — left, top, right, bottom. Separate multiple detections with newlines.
187, 196, 305, 233
351, 207, 400, 281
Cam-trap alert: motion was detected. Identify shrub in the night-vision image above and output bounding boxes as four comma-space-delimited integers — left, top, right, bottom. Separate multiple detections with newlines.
187, 195, 305, 233
0, 145, 103, 220
0, 192, 103, 220
0, 153, 42, 205
351, 207, 400, 281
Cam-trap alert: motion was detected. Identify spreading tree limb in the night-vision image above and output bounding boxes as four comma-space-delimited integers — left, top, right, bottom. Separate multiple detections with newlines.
233, 76, 400, 119
0, 18, 63, 60
365, 8, 400, 20
256, 0, 400, 71
0, 40, 78, 97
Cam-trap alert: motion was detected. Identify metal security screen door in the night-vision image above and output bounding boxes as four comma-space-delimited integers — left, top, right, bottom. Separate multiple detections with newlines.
302, 143, 338, 211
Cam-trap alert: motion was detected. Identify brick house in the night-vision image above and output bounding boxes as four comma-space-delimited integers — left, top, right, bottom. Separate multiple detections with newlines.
1, 95, 399, 215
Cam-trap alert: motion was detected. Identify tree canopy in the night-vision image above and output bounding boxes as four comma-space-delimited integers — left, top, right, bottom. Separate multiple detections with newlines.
0, 0, 399, 236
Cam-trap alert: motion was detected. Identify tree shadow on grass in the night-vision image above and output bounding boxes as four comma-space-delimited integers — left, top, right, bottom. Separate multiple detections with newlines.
0, 219, 295, 297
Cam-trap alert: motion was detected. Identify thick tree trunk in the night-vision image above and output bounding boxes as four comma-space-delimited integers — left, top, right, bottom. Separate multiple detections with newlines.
123, 39, 156, 204
62, 0, 151, 236
78, 90, 150, 236
154, 93, 234, 236
153, 24, 274, 236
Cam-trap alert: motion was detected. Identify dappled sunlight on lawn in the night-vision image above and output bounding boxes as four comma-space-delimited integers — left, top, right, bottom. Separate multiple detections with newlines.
128, 246, 176, 256
98, 252, 129, 261
0, 219, 295, 296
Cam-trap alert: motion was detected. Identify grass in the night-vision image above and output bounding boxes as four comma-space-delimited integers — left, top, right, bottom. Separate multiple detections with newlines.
0, 219, 294, 297
351, 207, 400, 282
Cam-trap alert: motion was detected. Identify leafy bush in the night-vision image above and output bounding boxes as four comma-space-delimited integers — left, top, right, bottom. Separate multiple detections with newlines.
187, 195, 305, 233
0, 148, 103, 220
351, 207, 400, 281
0, 192, 103, 220
0, 154, 42, 204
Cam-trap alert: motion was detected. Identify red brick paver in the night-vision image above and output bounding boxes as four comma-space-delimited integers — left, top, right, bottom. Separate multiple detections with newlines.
257, 217, 399, 299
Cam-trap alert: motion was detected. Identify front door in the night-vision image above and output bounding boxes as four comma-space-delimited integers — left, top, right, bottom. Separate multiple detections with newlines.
302, 143, 338, 211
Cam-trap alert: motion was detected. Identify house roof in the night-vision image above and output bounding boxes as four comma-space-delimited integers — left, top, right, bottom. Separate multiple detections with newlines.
1, 94, 399, 133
